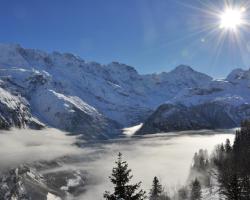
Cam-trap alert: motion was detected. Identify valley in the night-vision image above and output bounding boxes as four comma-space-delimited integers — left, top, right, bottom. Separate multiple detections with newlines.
0, 128, 235, 199
1, 0, 250, 199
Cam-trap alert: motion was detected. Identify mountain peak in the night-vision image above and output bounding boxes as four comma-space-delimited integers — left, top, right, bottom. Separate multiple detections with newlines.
171, 65, 194, 73
106, 62, 138, 75
168, 65, 212, 80
226, 68, 250, 82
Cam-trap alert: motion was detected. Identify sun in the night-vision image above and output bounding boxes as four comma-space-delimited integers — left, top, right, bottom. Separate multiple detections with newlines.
219, 7, 246, 30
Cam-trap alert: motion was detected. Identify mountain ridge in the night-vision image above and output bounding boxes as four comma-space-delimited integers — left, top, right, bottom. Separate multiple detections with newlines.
0, 43, 249, 137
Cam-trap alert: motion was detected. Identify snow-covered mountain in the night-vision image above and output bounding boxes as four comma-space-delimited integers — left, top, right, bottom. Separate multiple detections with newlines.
0, 83, 44, 130
138, 68, 250, 134
0, 164, 86, 200
0, 165, 56, 200
0, 44, 214, 138
1, 43, 250, 136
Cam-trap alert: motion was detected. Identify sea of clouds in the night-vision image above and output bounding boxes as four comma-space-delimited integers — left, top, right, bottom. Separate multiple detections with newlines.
0, 128, 235, 199
0, 128, 81, 170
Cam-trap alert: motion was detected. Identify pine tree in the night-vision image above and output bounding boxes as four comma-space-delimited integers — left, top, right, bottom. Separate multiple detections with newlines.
213, 121, 250, 200
104, 152, 146, 200
225, 139, 232, 153
149, 177, 163, 200
213, 141, 241, 200
190, 179, 201, 200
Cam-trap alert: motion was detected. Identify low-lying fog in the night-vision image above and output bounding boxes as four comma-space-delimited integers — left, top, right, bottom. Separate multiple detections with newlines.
0, 128, 80, 169
0, 128, 235, 199
79, 130, 234, 199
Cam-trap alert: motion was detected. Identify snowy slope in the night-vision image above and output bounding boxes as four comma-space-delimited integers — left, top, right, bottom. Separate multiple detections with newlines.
1, 43, 250, 136
138, 68, 250, 134
0, 44, 213, 138
0, 82, 44, 129
0, 164, 87, 200
0, 165, 57, 200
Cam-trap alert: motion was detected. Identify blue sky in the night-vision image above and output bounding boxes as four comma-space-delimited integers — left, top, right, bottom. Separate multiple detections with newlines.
0, 0, 250, 77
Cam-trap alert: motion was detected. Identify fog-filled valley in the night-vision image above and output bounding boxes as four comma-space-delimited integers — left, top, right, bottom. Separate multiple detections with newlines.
0, 43, 249, 199
0, 128, 80, 169
78, 130, 234, 199
0, 128, 234, 199
2, 0, 250, 198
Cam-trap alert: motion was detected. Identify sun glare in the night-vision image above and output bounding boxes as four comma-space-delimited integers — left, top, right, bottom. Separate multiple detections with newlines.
219, 7, 245, 30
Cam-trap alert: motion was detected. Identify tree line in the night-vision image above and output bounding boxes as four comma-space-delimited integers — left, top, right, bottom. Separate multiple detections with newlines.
212, 120, 250, 200
103, 152, 202, 200
103, 120, 250, 200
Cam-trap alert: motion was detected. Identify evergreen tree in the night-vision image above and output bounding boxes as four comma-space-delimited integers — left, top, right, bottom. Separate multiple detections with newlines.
192, 149, 209, 172
232, 120, 250, 199
213, 120, 250, 200
225, 139, 232, 153
213, 141, 241, 200
190, 149, 210, 187
149, 177, 163, 200
104, 152, 146, 200
190, 179, 201, 200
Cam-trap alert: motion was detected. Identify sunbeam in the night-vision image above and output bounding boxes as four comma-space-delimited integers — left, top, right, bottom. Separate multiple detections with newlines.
219, 7, 245, 30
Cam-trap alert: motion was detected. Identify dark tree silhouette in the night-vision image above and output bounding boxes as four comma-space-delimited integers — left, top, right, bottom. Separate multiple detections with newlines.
190, 149, 211, 187
192, 149, 209, 172
149, 176, 163, 200
213, 120, 250, 200
190, 179, 201, 200
104, 152, 146, 200
225, 139, 232, 153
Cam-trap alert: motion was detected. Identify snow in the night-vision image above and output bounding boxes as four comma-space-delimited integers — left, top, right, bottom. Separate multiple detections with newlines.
0, 43, 250, 136
60, 171, 83, 191
50, 90, 100, 116
0, 44, 216, 127
0, 88, 21, 109
47, 193, 61, 200
202, 187, 221, 200
122, 123, 143, 136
